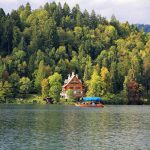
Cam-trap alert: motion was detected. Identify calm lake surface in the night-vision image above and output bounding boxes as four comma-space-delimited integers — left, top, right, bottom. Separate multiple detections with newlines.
0, 105, 150, 150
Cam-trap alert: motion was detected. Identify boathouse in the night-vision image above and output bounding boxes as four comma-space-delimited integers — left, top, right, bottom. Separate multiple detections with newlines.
60, 72, 84, 99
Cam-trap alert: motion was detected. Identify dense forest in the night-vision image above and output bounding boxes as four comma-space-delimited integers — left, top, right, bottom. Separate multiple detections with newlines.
0, 2, 150, 104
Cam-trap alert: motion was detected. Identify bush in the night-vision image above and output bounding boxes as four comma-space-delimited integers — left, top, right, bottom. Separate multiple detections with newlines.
103, 92, 128, 105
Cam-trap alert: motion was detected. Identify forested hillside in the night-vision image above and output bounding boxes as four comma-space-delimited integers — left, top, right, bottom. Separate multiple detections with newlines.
0, 2, 150, 104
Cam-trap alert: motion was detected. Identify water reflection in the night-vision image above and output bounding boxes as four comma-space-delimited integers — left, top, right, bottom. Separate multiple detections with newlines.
0, 105, 150, 150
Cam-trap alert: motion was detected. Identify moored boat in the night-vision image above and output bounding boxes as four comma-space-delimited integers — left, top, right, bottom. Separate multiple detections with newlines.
75, 103, 104, 108
75, 97, 104, 108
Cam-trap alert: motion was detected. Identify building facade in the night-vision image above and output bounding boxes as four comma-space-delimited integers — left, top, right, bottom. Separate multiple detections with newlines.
60, 72, 84, 99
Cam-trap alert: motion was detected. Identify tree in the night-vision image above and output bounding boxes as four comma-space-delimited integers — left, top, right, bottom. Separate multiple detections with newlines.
41, 78, 49, 98
43, 18, 59, 49
12, 26, 21, 48
63, 2, 70, 16
49, 72, 62, 102
9, 72, 20, 96
130, 54, 142, 81
100, 66, 112, 94
0, 58, 4, 81
86, 69, 103, 96
0, 81, 12, 103
55, 46, 67, 61
76, 11, 82, 26
2, 70, 9, 83
0, 8, 5, 19
55, 59, 67, 76
20, 2, 31, 23
70, 53, 79, 72
89, 10, 97, 29
61, 16, 73, 29
110, 14, 120, 32
100, 67, 109, 81
11, 10, 22, 28
143, 43, 150, 97
19, 77, 32, 94
34, 60, 46, 92
4, 15, 14, 55
127, 80, 143, 104
83, 56, 92, 82
82, 9, 89, 26
110, 61, 119, 93
52, 3, 62, 26
27, 9, 48, 32
104, 25, 118, 41
18, 36, 27, 51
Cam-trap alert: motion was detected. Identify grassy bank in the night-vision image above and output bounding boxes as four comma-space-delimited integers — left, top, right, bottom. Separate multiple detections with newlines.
0, 94, 46, 104
0, 94, 150, 105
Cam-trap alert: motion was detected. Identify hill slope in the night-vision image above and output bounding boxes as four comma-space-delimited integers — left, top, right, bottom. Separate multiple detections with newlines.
0, 2, 150, 103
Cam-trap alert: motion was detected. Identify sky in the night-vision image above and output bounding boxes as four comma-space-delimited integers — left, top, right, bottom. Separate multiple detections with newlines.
0, 0, 149, 24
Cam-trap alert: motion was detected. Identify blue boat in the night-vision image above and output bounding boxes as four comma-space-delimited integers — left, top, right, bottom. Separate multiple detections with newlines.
83, 97, 102, 101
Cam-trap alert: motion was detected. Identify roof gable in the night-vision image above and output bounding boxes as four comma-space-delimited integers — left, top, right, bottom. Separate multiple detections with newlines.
63, 74, 82, 87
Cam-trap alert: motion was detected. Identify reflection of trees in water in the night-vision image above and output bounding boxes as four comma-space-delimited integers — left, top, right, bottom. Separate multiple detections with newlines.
1, 105, 150, 149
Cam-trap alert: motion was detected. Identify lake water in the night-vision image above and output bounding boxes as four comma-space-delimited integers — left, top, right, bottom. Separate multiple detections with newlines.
0, 105, 150, 150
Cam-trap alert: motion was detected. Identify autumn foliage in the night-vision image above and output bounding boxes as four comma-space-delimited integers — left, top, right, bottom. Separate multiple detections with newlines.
127, 80, 142, 104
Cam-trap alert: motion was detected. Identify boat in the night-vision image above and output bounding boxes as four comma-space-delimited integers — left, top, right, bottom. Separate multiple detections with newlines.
75, 97, 104, 108
75, 103, 104, 108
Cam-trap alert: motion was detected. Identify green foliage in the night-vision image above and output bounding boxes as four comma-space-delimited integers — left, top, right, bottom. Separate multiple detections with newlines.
41, 78, 49, 98
9, 72, 20, 96
0, 2, 149, 104
83, 56, 92, 82
0, 81, 13, 103
66, 89, 74, 100
19, 77, 32, 94
34, 60, 47, 92
103, 92, 128, 105
49, 72, 62, 102
86, 69, 103, 96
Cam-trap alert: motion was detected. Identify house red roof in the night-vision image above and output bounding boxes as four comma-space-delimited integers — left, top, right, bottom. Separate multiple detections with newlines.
63, 72, 82, 88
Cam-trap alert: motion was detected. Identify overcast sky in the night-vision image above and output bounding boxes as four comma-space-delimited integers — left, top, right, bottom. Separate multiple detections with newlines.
0, 0, 149, 24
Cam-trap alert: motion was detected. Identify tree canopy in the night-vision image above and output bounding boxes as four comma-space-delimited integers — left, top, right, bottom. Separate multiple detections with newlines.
0, 2, 150, 103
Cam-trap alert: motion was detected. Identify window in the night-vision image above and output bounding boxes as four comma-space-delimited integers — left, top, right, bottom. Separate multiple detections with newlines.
75, 87, 81, 89
74, 90, 81, 94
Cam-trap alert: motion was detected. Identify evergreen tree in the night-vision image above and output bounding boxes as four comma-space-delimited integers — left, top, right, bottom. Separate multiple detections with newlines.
49, 72, 62, 102
34, 60, 46, 92
19, 77, 32, 94
41, 78, 49, 98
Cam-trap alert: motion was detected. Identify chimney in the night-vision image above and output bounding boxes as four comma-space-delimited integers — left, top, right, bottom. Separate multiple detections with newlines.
76, 74, 78, 78
72, 72, 75, 76
68, 74, 70, 79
